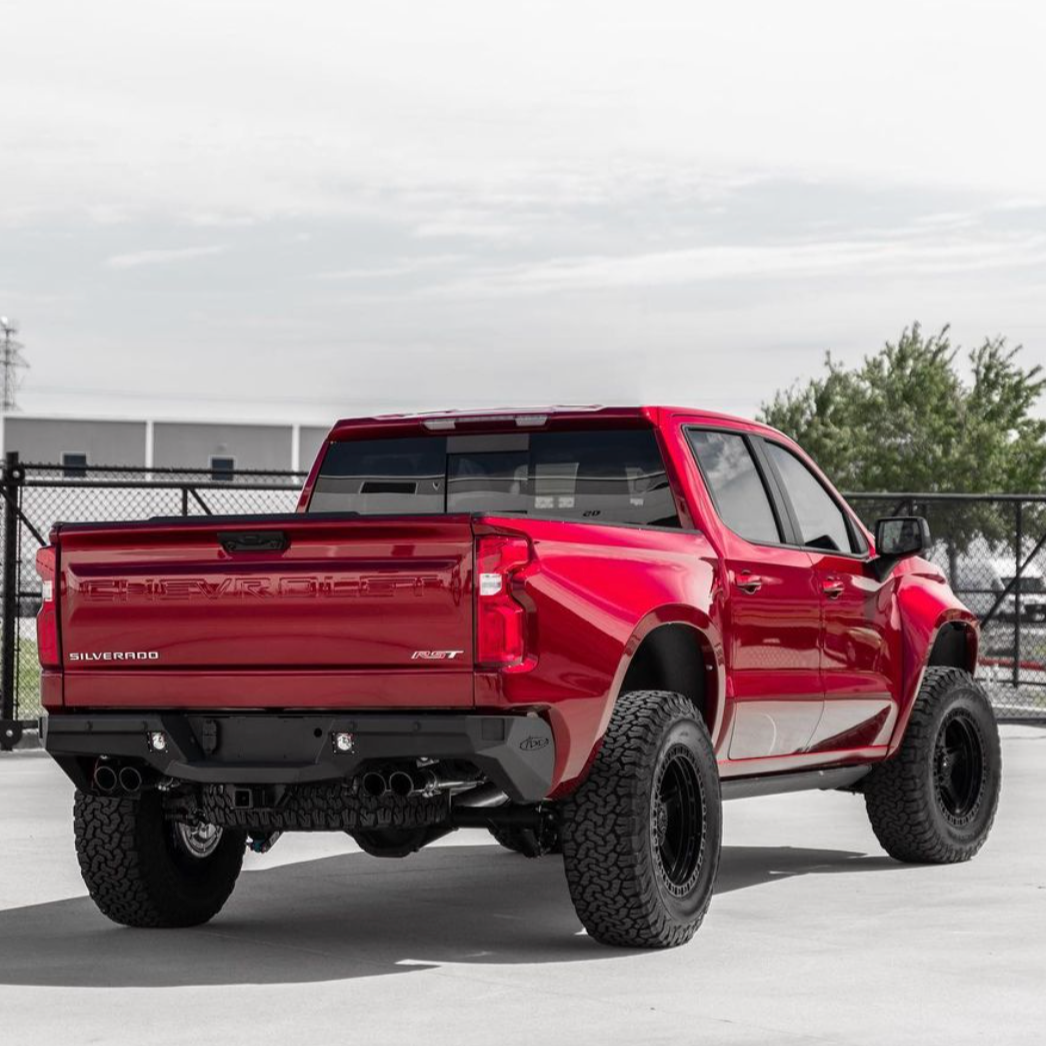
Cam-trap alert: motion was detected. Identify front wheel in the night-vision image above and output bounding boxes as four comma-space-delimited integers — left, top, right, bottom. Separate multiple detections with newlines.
560, 690, 721, 948
864, 667, 1001, 863
74, 789, 246, 927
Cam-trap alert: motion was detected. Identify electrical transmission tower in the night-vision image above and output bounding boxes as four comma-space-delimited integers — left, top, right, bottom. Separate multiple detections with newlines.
0, 317, 28, 412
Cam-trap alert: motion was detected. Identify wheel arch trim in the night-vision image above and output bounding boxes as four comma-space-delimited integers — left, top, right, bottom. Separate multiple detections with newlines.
607, 607, 725, 748
888, 610, 980, 757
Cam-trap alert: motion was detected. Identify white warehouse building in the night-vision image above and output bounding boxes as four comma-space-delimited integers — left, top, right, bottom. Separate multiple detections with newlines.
0, 416, 332, 475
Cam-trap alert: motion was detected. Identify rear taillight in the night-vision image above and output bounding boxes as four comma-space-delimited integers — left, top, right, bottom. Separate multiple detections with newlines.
475, 535, 532, 668
36, 546, 60, 668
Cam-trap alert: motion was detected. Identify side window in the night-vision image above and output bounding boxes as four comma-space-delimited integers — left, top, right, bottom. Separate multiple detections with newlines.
686, 430, 781, 543
763, 442, 856, 553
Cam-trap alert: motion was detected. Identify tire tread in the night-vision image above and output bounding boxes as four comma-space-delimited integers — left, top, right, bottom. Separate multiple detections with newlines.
864, 666, 1001, 864
74, 790, 244, 928
560, 690, 720, 948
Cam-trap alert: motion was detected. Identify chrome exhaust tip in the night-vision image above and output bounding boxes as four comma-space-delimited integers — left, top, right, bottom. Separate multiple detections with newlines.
93, 764, 117, 793
361, 771, 388, 798
118, 765, 143, 794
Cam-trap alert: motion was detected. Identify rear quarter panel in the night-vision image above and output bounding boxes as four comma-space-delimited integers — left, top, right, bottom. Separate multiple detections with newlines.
474, 517, 723, 792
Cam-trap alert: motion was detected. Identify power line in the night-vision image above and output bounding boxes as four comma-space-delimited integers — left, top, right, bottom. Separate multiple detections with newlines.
0, 317, 29, 413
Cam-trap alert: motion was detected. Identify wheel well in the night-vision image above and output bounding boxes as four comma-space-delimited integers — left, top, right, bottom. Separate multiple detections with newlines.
928, 622, 976, 673
618, 624, 714, 732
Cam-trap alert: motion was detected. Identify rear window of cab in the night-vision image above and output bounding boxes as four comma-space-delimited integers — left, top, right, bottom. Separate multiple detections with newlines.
308, 429, 680, 527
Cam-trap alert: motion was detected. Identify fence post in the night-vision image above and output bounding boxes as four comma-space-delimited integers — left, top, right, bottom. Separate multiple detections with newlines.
1014, 500, 1023, 690
1, 451, 21, 749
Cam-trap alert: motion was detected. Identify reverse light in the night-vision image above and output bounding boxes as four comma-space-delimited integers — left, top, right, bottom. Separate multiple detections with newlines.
35, 546, 60, 669
475, 535, 532, 668
479, 573, 503, 597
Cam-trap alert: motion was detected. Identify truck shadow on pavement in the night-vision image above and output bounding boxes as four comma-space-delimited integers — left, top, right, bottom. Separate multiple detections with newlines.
0, 843, 898, 987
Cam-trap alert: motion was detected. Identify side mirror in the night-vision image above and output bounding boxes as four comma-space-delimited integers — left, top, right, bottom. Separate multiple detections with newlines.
872, 516, 931, 580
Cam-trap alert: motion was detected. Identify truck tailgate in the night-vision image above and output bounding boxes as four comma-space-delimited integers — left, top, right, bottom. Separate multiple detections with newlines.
55, 514, 474, 709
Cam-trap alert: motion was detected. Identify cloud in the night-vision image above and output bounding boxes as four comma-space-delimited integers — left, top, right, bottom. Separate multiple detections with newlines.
313, 254, 469, 281
105, 245, 228, 269
422, 232, 1046, 299
413, 219, 530, 242
5, 0, 1046, 233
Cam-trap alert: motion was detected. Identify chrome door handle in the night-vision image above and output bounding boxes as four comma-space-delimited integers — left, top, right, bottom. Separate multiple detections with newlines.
736, 571, 763, 594
823, 578, 845, 599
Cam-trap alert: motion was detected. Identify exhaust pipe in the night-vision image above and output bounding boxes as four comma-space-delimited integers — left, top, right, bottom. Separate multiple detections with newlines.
93, 764, 117, 793
454, 784, 508, 809
390, 767, 478, 798
388, 770, 415, 798
118, 766, 143, 794
364, 765, 488, 800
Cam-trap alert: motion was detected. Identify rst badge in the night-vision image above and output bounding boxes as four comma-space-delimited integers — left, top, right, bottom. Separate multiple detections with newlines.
411, 650, 464, 661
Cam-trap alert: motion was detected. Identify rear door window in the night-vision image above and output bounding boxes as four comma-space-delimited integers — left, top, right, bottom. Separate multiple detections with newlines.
686, 429, 781, 544
308, 429, 680, 526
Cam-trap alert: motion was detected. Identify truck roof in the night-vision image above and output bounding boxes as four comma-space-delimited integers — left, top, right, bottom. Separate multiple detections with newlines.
327, 405, 785, 441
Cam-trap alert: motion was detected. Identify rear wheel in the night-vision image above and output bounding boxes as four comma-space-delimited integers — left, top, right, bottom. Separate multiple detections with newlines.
864, 667, 1001, 863
560, 690, 721, 948
74, 789, 246, 927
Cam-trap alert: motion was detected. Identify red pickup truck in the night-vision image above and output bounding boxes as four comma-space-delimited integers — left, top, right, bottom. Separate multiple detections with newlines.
38, 406, 1001, 947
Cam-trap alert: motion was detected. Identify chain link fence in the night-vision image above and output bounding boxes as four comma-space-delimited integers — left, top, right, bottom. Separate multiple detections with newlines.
0, 455, 305, 746
847, 493, 1046, 722
1, 459, 1042, 747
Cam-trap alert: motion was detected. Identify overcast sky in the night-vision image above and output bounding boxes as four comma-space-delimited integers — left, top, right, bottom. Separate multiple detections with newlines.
2, 0, 1046, 426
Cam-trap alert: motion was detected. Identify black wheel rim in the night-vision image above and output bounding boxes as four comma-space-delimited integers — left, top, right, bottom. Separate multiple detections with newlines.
172, 820, 223, 859
652, 744, 705, 897
934, 710, 985, 824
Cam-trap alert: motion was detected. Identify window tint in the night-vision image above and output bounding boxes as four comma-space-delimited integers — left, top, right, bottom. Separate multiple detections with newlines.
522, 430, 678, 526
309, 437, 446, 515
447, 451, 529, 513
686, 430, 780, 543
764, 442, 853, 553
308, 429, 679, 526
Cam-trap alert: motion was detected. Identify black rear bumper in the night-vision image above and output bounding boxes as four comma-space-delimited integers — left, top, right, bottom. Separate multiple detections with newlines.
42, 711, 555, 803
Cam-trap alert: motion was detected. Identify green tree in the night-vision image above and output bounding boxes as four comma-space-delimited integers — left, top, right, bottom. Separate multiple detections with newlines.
759, 323, 1046, 574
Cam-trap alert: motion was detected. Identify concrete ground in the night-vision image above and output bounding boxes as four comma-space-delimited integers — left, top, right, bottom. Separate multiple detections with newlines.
1, 728, 1043, 1046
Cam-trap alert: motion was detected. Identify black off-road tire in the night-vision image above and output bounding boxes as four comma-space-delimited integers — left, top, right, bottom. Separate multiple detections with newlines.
864, 667, 1001, 863
74, 789, 246, 928
560, 690, 721, 948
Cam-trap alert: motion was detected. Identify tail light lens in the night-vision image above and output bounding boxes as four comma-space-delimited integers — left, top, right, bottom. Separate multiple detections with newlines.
36, 546, 60, 668
475, 535, 532, 667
